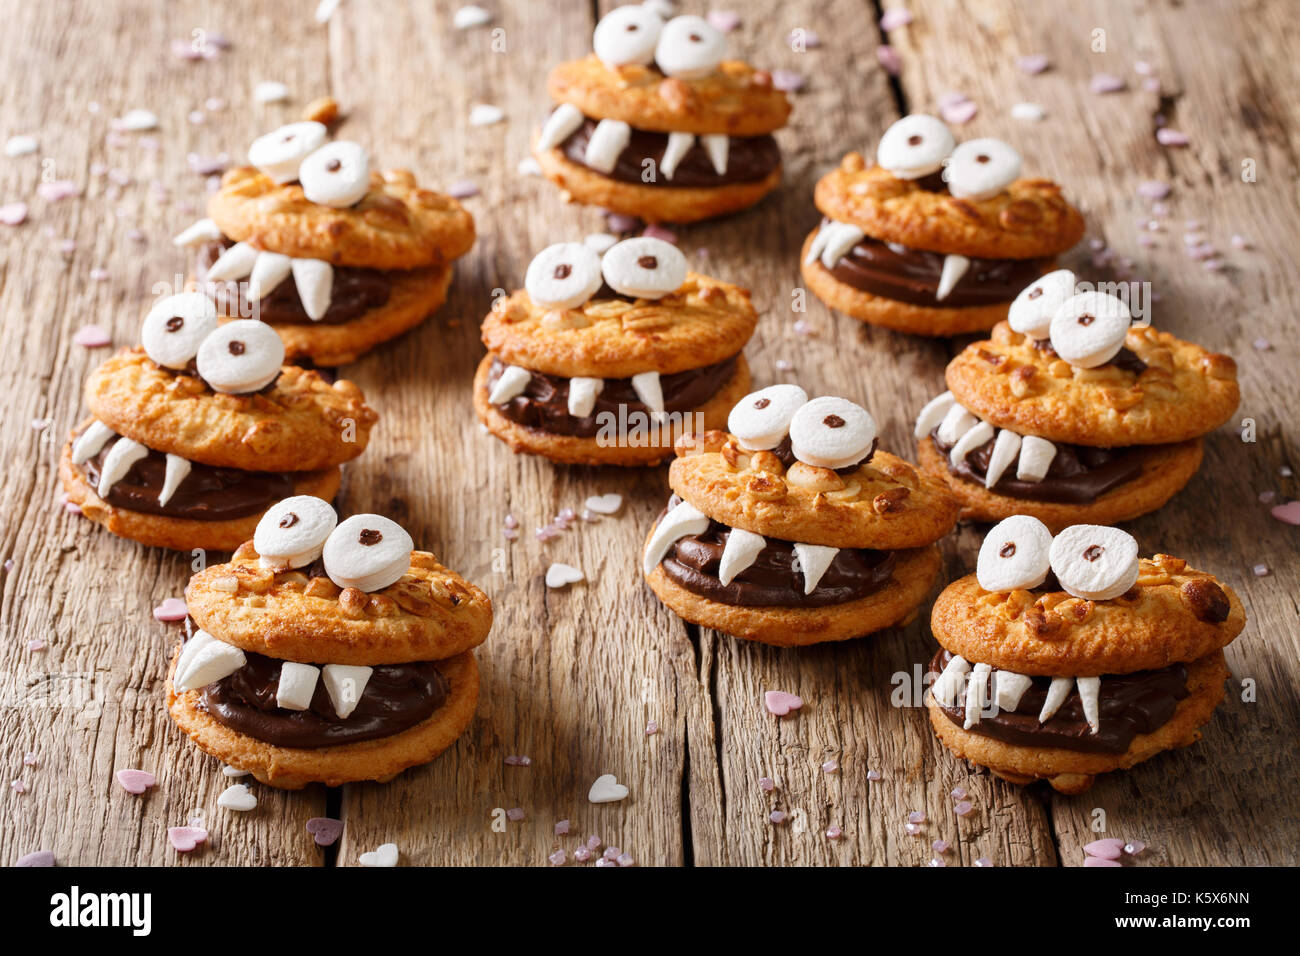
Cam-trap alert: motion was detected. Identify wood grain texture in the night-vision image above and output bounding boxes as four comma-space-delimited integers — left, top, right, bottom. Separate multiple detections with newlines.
0, 0, 1293, 867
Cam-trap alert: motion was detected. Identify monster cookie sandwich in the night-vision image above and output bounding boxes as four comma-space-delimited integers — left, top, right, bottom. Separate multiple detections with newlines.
914, 273, 1239, 531
475, 236, 755, 466
533, 5, 792, 223
60, 293, 375, 552
167, 497, 492, 789
642, 387, 959, 645
926, 516, 1244, 794
174, 122, 474, 365
802, 114, 1084, 335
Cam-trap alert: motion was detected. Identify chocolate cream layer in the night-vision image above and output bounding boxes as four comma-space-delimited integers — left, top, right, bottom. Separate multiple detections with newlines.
658, 497, 897, 608
487, 355, 738, 438
559, 115, 781, 187
929, 649, 1189, 755
198, 649, 450, 748
77, 431, 294, 520
197, 239, 392, 325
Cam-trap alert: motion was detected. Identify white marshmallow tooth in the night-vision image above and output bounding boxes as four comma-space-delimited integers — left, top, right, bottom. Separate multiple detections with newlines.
1048, 524, 1141, 601
913, 391, 956, 441
71, 421, 116, 465
804, 220, 832, 266
174, 636, 247, 693
96, 438, 149, 497
275, 662, 320, 712
291, 259, 333, 320
700, 134, 728, 175
984, 429, 1022, 488
631, 371, 664, 418
567, 377, 604, 418
322, 664, 373, 720
642, 500, 710, 576
935, 254, 970, 302
172, 218, 223, 248
1076, 676, 1101, 734
204, 241, 258, 281
536, 103, 586, 151
717, 528, 765, 586
964, 662, 994, 728
1038, 676, 1074, 724
820, 222, 865, 270
659, 131, 694, 181
949, 420, 994, 468
488, 365, 531, 405
993, 670, 1033, 713
158, 454, 191, 507
247, 251, 293, 302
792, 542, 839, 595
583, 119, 632, 175
1016, 435, 1056, 482
935, 403, 978, 445
931, 654, 970, 708
173, 630, 215, 689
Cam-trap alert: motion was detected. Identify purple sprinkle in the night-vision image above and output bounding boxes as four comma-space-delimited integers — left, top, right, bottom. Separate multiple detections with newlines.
16, 851, 54, 867
1085, 857, 1122, 867
22, 753, 36, 766
1156, 128, 1189, 147
875, 45, 902, 76
645, 720, 659, 736
1252, 563, 1269, 577
793, 319, 812, 336
866, 769, 881, 781
932, 840, 950, 854
954, 800, 974, 817
587, 835, 601, 850
1230, 234, 1251, 250
769, 810, 787, 825
1084, 838, 1124, 859
1134, 60, 1154, 76
1137, 180, 1171, 200
555, 819, 570, 836
506, 807, 525, 822
821, 760, 839, 773
1090, 73, 1126, 94
604, 211, 642, 234
826, 825, 843, 839
11, 780, 26, 794
603, 846, 621, 860
504, 513, 518, 529
1016, 53, 1050, 75
771, 69, 805, 93
447, 179, 479, 199
642, 223, 677, 244
548, 849, 566, 866
706, 10, 741, 33
504, 755, 531, 766
73, 325, 112, 348
37, 181, 80, 202
929, 857, 946, 867
939, 95, 977, 126
1259, 489, 1277, 503
879, 8, 913, 31
908, 810, 926, 824
1253, 338, 1272, 352
904, 823, 921, 836
950, 787, 967, 800
758, 776, 775, 792
616, 853, 635, 867
974, 856, 994, 867
594, 858, 615, 867
573, 846, 592, 862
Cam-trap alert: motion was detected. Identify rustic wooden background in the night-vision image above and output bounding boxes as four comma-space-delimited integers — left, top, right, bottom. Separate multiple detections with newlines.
0, 0, 1295, 867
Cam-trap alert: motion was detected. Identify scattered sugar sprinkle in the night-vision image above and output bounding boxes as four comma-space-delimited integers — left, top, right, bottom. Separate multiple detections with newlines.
506, 807, 525, 822
547, 849, 566, 866
23, 753, 37, 766
769, 810, 787, 825
573, 846, 592, 862
908, 810, 926, 824
821, 759, 839, 773
932, 840, 950, 854
453, 4, 492, 29
645, 720, 659, 736
866, 769, 881, 781
554, 819, 570, 836
758, 776, 775, 792
826, 825, 843, 839
954, 800, 974, 817
469, 104, 504, 127
950, 786, 967, 800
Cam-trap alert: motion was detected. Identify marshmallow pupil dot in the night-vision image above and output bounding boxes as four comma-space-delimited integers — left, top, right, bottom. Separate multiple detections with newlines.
279, 512, 298, 529
824, 414, 845, 428
754, 398, 770, 409
999, 542, 1016, 558
1084, 544, 1103, 561
359, 529, 382, 545
228, 340, 245, 355
165, 316, 184, 332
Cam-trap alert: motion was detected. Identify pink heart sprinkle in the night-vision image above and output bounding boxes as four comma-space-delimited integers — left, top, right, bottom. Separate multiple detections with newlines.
879, 8, 913, 31
152, 598, 188, 622
939, 97, 978, 126
705, 10, 741, 33
305, 817, 344, 846
771, 69, 805, 93
642, 223, 677, 244
37, 181, 80, 202
1016, 54, 1050, 75
1156, 128, 1189, 147
1090, 72, 1126, 94
167, 826, 208, 852
1084, 856, 1122, 867
115, 769, 156, 794
764, 690, 803, 716
875, 45, 901, 76
16, 850, 54, 867
1083, 838, 1125, 859
1270, 501, 1300, 525
0, 202, 28, 226
447, 179, 479, 199
72, 325, 112, 348
1137, 180, 1171, 200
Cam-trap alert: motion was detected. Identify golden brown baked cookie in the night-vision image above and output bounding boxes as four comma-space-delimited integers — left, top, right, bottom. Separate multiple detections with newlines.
86, 349, 376, 472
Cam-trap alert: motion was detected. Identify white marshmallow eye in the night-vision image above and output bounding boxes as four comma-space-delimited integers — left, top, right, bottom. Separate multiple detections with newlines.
593, 5, 663, 67
1049, 291, 1131, 368
524, 242, 604, 310
195, 319, 285, 394
1049, 524, 1140, 601
601, 237, 687, 299
142, 292, 218, 369
876, 114, 955, 179
299, 141, 371, 208
254, 496, 338, 570
945, 138, 1022, 200
728, 384, 808, 451
322, 514, 415, 593
788, 396, 877, 470
1008, 269, 1076, 340
976, 515, 1053, 592
247, 121, 328, 184
654, 15, 726, 79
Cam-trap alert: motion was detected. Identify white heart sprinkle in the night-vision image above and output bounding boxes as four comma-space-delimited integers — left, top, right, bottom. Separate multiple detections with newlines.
5, 135, 38, 157
221, 765, 250, 778
584, 493, 623, 515
588, 773, 629, 804
453, 5, 492, 29
545, 563, 584, 588
254, 81, 291, 104
216, 783, 257, 812
469, 104, 504, 127
1011, 101, 1046, 122
359, 842, 399, 867
115, 109, 159, 131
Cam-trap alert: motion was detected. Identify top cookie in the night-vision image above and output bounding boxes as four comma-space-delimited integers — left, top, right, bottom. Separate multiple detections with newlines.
946, 322, 1240, 446
85, 348, 376, 472
208, 166, 475, 270
931, 553, 1245, 676
186, 541, 493, 666
814, 153, 1084, 259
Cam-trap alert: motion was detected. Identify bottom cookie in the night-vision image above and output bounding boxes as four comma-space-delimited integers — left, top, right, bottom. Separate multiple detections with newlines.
645, 544, 942, 646
917, 436, 1203, 531
926, 651, 1229, 794
167, 648, 480, 789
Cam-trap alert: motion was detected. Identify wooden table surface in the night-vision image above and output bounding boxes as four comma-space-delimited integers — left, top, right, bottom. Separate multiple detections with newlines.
1, 0, 1296, 867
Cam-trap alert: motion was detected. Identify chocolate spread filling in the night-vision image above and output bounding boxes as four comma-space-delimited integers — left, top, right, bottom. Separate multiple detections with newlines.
196, 239, 391, 325
929, 649, 1189, 755
486, 355, 737, 438
558, 114, 781, 187
198, 649, 450, 748
1031, 336, 1149, 375
930, 428, 1147, 504
76, 431, 295, 520
658, 497, 897, 607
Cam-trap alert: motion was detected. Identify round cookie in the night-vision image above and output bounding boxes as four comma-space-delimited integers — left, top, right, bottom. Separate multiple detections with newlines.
813, 153, 1085, 259
167, 647, 479, 789
208, 166, 475, 270
946, 322, 1241, 446
85, 349, 377, 472
185, 543, 494, 665
668, 432, 960, 550
916, 435, 1204, 532
925, 650, 1229, 794
645, 543, 940, 646
481, 271, 758, 378
473, 351, 751, 467
930, 555, 1246, 677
